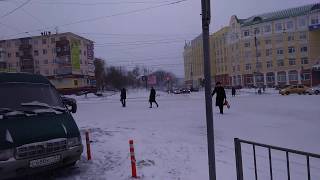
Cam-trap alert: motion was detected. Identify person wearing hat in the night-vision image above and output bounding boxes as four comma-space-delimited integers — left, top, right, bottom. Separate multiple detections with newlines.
211, 81, 227, 114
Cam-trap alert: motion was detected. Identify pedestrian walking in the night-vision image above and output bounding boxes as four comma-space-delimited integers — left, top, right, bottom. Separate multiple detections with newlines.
231, 87, 236, 97
149, 87, 159, 108
211, 82, 227, 114
120, 88, 126, 107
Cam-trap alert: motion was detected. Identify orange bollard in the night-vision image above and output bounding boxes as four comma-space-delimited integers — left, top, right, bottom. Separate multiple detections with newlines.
129, 140, 137, 178
85, 131, 92, 160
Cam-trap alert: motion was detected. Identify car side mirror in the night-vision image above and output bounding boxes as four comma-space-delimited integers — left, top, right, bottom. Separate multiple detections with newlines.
62, 97, 77, 113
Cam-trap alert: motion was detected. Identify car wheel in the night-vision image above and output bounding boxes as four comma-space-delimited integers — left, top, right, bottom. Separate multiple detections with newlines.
285, 92, 290, 95
315, 90, 320, 95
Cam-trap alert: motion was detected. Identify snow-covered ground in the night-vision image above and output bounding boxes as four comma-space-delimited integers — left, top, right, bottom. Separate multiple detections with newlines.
52, 89, 320, 180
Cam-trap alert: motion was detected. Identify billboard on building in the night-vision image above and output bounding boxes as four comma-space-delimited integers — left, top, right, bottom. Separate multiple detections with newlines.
148, 75, 157, 85
71, 40, 80, 71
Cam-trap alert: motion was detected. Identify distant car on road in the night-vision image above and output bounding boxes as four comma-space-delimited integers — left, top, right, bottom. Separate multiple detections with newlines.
173, 89, 181, 94
279, 85, 309, 95
180, 88, 191, 94
306, 85, 320, 95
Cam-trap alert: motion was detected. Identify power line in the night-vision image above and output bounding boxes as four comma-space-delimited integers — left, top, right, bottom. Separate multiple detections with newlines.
95, 40, 185, 47
0, 0, 31, 19
3, 0, 188, 38
95, 37, 190, 46
30, 0, 175, 6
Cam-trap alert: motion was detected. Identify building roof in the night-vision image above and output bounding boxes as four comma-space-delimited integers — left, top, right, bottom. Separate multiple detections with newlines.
241, 3, 320, 27
0, 32, 94, 43
0, 73, 51, 85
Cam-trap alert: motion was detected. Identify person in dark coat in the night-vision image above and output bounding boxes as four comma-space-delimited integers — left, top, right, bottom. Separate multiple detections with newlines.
211, 82, 227, 114
231, 87, 236, 97
149, 87, 159, 108
120, 88, 126, 107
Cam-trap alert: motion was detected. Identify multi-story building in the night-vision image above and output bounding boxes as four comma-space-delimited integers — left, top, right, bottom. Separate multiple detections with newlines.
184, 34, 205, 88
211, 27, 230, 86
0, 32, 96, 94
184, 3, 320, 88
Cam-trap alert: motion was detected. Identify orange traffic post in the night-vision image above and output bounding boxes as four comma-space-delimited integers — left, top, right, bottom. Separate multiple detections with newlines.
85, 131, 92, 160
129, 140, 137, 178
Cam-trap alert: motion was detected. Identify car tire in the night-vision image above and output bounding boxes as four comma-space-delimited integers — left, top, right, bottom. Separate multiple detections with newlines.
285, 92, 290, 95
315, 90, 320, 95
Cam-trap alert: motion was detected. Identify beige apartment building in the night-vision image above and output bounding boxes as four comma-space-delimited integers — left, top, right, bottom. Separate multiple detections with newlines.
0, 32, 96, 94
184, 3, 320, 88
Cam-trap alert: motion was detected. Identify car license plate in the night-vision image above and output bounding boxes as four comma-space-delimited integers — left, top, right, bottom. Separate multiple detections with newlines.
29, 155, 61, 168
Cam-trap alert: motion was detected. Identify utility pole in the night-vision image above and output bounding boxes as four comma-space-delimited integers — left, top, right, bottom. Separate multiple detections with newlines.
201, 0, 216, 180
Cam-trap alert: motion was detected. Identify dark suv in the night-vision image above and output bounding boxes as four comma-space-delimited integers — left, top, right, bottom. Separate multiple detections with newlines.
0, 73, 83, 179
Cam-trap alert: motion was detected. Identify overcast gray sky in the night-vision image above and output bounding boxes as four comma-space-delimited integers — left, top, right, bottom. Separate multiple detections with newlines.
0, 0, 319, 77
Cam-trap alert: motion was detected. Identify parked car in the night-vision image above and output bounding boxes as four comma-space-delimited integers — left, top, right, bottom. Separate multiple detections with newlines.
306, 85, 320, 95
279, 85, 309, 95
0, 73, 83, 179
173, 89, 181, 94
180, 88, 191, 94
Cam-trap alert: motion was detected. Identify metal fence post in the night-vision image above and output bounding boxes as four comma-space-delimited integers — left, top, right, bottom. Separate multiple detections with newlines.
234, 138, 244, 180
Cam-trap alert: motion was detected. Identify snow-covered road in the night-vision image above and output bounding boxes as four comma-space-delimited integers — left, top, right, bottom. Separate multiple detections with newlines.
53, 90, 320, 180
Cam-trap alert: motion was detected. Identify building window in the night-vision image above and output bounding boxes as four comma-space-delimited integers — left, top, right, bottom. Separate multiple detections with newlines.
277, 48, 284, 55
15, 52, 19, 57
265, 39, 272, 45
302, 73, 311, 80
288, 46, 295, 54
311, 15, 319, 25
43, 49, 47, 55
245, 63, 252, 70
44, 59, 48, 64
34, 50, 39, 56
51, 38, 55, 44
289, 71, 298, 81
278, 72, 287, 82
244, 42, 250, 47
289, 58, 296, 65
244, 30, 250, 37
45, 69, 49, 75
254, 27, 260, 35
286, 21, 294, 30
299, 32, 307, 40
6, 42, 11, 48
287, 35, 294, 41
301, 57, 309, 65
7, 53, 11, 58
299, 18, 307, 27
267, 73, 275, 82
84, 51, 87, 56
42, 39, 47, 44
277, 59, 284, 67
275, 23, 283, 31
267, 61, 273, 68
74, 80, 78, 86
264, 25, 271, 33
266, 49, 272, 56
300, 46, 308, 53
